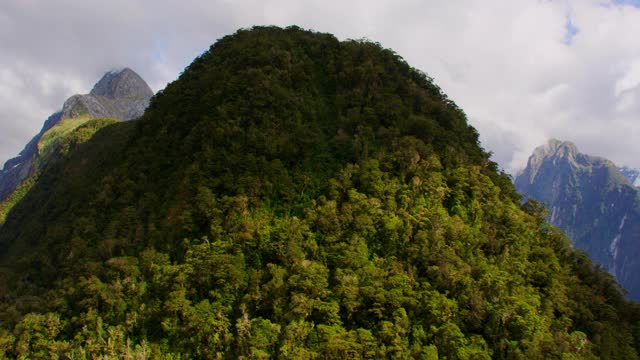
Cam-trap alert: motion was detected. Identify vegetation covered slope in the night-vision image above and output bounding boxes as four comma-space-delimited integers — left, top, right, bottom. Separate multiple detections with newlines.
0, 117, 120, 226
0, 26, 638, 359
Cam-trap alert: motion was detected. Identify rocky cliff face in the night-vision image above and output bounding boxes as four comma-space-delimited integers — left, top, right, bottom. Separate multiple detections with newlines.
515, 139, 640, 300
620, 166, 640, 188
0, 68, 152, 201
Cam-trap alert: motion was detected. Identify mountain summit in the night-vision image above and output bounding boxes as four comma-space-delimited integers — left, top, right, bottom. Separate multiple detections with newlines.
60, 68, 153, 121
0, 68, 152, 212
516, 139, 605, 187
0, 27, 638, 358
90, 68, 154, 99
515, 139, 640, 299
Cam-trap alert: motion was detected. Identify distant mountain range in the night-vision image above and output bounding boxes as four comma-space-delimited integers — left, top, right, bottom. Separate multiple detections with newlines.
515, 139, 640, 300
0, 68, 152, 224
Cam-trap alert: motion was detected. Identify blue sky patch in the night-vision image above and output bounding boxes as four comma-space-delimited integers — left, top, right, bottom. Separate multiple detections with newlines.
614, 0, 640, 7
564, 16, 579, 45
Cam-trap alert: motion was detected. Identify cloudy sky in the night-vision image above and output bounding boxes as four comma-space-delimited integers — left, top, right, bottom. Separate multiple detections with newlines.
2, 0, 640, 173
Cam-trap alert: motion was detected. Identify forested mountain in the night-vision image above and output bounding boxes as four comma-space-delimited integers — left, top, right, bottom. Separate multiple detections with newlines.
0, 68, 152, 209
515, 139, 640, 301
0, 26, 638, 359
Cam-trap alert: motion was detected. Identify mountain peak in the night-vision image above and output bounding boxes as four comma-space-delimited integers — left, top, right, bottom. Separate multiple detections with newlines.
521, 139, 578, 184
533, 138, 578, 159
515, 138, 640, 300
0, 67, 154, 201
89, 67, 153, 100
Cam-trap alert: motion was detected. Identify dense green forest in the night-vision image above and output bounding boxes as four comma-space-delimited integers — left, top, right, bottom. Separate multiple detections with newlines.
0, 26, 638, 359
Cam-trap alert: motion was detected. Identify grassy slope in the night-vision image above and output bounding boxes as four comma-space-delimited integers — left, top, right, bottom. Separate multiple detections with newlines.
0, 118, 120, 227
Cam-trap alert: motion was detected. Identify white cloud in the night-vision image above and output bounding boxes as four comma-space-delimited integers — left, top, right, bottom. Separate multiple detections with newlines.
615, 60, 640, 96
2, 0, 640, 174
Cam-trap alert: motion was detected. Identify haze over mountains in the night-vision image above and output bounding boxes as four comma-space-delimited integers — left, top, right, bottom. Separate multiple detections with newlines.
0, 27, 639, 358
515, 139, 640, 300
0, 68, 152, 204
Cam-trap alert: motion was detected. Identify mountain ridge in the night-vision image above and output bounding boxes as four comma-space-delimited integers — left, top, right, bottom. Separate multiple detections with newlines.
0, 68, 153, 203
515, 139, 640, 300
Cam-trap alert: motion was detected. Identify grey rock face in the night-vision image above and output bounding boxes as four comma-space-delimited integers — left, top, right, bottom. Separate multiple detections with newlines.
619, 166, 640, 188
85, 68, 154, 120
90, 68, 154, 99
61, 68, 153, 121
515, 139, 640, 300
0, 68, 153, 201
0, 111, 61, 200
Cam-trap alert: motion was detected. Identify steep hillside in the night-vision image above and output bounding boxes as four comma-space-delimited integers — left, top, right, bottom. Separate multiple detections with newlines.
515, 139, 640, 300
0, 118, 120, 225
0, 26, 638, 359
0, 68, 153, 205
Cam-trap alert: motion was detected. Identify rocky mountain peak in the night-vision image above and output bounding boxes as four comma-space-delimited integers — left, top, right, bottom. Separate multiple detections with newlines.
521, 139, 578, 185
515, 139, 640, 300
531, 138, 578, 162
521, 139, 615, 186
59, 68, 153, 121
89, 68, 153, 100
0, 68, 154, 202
